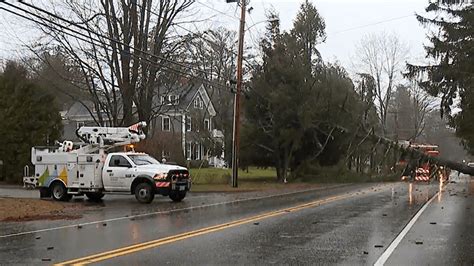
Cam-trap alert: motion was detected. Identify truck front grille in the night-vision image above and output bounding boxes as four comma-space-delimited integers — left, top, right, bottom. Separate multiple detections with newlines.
168, 170, 190, 182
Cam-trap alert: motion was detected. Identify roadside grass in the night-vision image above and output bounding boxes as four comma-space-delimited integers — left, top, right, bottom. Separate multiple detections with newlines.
189, 166, 398, 192
190, 167, 282, 192
190, 167, 276, 185
296, 165, 401, 183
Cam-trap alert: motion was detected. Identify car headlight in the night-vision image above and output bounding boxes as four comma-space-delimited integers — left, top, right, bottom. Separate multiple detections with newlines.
153, 173, 167, 180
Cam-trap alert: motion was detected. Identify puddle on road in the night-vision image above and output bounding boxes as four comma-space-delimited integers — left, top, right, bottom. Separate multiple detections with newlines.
406, 175, 471, 206
438, 178, 445, 202
407, 181, 442, 206
469, 177, 474, 196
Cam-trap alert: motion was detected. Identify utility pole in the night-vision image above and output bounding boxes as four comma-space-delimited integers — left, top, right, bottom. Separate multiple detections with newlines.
229, 0, 247, 188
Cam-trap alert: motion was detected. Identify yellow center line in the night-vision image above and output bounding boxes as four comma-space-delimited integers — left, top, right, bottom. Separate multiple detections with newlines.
56, 184, 390, 265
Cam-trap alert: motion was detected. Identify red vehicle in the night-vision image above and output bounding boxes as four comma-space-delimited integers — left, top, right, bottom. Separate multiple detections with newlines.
411, 144, 439, 182
400, 143, 446, 182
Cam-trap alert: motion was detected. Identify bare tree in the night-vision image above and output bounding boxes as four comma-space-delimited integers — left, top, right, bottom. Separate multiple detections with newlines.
387, 82, 436, 142
408, 80, 437, 141
23, 0, 195, 127
354, 32, 409, 136
183, 27, 238, 163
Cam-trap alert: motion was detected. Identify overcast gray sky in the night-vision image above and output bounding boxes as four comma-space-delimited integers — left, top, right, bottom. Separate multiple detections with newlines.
0, 0, 431, 70
197, 0, 430, 67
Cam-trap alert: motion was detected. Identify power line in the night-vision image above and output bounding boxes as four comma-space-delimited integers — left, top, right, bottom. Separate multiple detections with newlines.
0, 4, 232, 91
7, 1, 231, 90
17, 1, 217, 79
133, 1, 262, 97
328, 14, 414, 37
195, 1, 241, 21
246, 13, 261, 47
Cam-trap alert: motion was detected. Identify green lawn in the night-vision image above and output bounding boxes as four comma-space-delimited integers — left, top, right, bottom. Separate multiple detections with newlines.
189, 166, 397, 192
190, 167, 276, 185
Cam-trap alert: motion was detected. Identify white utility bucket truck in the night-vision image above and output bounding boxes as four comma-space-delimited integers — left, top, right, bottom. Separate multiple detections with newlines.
26, 122, 191, 203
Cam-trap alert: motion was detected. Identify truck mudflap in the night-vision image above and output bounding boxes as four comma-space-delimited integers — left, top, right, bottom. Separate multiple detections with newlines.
39, 187, 51, 198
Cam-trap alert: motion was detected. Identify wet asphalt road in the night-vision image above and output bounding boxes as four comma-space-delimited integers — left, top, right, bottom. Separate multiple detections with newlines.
0, 176, 472, 265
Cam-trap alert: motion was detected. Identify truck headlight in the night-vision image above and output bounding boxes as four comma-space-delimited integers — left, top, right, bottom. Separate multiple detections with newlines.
153, 173, 167, 180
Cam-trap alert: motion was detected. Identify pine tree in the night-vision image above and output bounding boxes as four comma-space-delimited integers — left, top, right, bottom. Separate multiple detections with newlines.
406, 3, 474, 153
242, 2, 368, 181
0, 61, 62, 182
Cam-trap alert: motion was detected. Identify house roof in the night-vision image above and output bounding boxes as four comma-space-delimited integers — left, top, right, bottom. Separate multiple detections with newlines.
63, 101, 96, 121
160, 83, 217, 117
184, 84, 217, 116
63, 83, 218, 122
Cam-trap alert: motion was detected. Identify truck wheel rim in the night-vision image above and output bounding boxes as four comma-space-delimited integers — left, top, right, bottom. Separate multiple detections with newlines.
139, 188, 148, 198
53, 186, 63, 198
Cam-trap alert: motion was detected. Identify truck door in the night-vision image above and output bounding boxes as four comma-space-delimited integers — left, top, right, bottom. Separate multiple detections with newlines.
103, 155, 134, 192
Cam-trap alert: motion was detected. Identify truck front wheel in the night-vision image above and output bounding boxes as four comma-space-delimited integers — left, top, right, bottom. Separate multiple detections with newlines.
169, 191, 186, 202
134, 183, 155, 203
51, 182, 71, 202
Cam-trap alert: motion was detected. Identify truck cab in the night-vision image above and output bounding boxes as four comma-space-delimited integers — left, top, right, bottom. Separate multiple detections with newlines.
102, 153, 191, 203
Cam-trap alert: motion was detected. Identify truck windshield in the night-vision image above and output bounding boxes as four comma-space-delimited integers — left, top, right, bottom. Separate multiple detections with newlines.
128, 155, 160, 166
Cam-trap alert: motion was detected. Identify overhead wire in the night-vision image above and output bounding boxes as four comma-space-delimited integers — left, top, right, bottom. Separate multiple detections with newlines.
3, 2, 415, 96
195, 0, 241, 21
17, 0, 222, 80
3, 1, 232, 91
245, 12, 262, 48
327, 14, 415, 37
134, 1, 254, 95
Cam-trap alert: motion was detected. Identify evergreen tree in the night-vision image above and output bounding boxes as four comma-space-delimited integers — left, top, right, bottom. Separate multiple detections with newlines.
242, 2, 367, 181
406, 3, 474, 153
0, 61, 62, 182
291, 0, 326, 65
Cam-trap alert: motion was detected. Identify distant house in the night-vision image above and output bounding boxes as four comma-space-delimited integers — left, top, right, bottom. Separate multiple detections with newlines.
150, 84, 225, 168
60, 84, 225, 168
61, 101, 105, 141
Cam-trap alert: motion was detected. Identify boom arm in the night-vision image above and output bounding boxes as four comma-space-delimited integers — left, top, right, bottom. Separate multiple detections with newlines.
75, 122, 147, 152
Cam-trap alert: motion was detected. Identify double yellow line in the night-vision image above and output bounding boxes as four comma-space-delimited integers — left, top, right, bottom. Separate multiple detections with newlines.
57, 186, 386, 265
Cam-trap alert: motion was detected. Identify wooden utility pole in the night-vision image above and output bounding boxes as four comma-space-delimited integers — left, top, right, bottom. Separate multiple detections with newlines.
231, 0, 247, 187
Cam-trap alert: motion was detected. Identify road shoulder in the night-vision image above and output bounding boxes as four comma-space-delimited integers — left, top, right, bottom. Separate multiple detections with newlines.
385, 176, 474, 265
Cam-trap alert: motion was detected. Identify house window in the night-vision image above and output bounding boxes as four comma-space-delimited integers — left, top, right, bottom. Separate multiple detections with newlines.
186, 142, 192, 160
187, 142, 202, 160
170, 95, 179, 105
186, 117, 192, 132
204, 119, 210, 131
194, 96, 203, 109
161, 95, 179, 105
192, 142, 201, 160
76, 121, 85, 129
162, 117, 171, 131
194, 143, 201, 160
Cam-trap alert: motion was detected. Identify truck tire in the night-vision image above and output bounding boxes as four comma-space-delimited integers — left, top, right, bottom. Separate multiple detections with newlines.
169, 191, 186, 202
85, 192, 105, 202
134, 182, 155, 204
51, 182, 71, 202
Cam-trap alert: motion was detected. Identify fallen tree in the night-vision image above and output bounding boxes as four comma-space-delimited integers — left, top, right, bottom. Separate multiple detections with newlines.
373, 135, 474, 176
